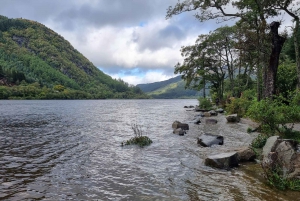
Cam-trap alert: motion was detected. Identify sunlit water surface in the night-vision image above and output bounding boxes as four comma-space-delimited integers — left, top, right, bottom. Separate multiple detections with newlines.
1, 100, 300, 201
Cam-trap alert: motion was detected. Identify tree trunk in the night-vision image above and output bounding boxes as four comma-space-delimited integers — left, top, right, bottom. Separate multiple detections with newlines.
294, 19, 300, 90
263, 22, 286, 99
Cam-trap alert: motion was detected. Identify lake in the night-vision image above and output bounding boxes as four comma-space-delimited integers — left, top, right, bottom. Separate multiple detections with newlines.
1, 99, 300, 200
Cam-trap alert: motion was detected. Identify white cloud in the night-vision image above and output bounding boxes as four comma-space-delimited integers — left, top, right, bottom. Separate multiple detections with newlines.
110, 71, 175, 85
53, 18, 199, 72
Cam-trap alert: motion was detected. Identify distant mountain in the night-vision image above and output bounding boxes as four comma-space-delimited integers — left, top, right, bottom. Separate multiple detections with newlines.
0, 15, 147, 99
137, 75, 204, 99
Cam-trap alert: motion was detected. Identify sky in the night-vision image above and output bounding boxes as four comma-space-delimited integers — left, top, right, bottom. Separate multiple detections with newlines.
0, 0, 294, 85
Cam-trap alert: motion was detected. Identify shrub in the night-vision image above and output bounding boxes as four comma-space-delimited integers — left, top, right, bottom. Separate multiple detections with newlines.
247, 97, 300, 135
251, 134, 268, 148
225, 90, 255, 117
122, 124, 152, 147
198, 97, 212, 110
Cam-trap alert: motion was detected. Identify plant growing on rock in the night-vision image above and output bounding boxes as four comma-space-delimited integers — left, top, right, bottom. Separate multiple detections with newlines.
122, 123, 152, 147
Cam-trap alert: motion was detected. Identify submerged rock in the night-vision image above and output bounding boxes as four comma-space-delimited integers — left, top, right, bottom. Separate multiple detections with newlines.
205, 152, 239, 169
194, 117, 201, 124
197, 133, 224, 147
226, 114, 240, 123
205, 119, 218, 124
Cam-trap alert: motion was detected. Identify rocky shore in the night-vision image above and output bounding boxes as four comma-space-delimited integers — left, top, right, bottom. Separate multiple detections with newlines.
175, 107, 260, 169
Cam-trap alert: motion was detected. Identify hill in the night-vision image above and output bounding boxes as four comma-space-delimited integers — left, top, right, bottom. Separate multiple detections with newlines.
0, 15, 147, 99
137, 76, 205, 99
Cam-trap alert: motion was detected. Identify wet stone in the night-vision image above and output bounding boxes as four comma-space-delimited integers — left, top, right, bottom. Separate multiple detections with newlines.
197, 133, 224, 147
205, 152, 239, 169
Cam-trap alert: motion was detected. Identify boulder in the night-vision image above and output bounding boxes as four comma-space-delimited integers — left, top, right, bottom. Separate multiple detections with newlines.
262, 136, 280, 158
209, 110, 218, 116
226, 114, 240, 123
262, 137, 300, 178
205, 119, 218, 124
197, 133, 224, 147
205, 152, 239, 169
173, 128, 185, 136
236, 147, 256, 162
172, 121, 189, 130
216, 108, 224, 113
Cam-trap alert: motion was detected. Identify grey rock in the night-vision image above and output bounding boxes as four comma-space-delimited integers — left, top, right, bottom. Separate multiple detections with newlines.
216, 108, 224, 113
209, 110, 218, 116
262, 136, 280, 158
226, 114, 240, 123
197, 133, 224, 147
205, 152, 239, 169
172, 121, 189, 130
262, 137, 300, 178
203, 112, 211, 117
236, 147, 256, 162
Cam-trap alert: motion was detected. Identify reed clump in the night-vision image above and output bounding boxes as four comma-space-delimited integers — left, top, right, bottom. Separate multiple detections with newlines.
122, 123, 152, 147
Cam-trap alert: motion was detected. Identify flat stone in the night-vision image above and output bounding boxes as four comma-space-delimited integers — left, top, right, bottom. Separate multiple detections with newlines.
205, 152, 239, 169
197, 133, 223, 147
203, 112, 211, 117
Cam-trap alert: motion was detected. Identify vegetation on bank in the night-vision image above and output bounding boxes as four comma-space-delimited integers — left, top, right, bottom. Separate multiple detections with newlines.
0, 15, 148, 99
166, 0, 300, 191
122, 124, 152, 147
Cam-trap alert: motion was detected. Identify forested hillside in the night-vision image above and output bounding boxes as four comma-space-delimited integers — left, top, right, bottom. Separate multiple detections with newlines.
0, 15, 147, 99
137, 76, 204, 98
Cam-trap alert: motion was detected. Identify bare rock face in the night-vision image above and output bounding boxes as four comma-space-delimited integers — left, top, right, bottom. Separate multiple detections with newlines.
197, 133, 223, 147
205, 152, 239, 169
262, 136, 300, 178
226, 114, 240, 123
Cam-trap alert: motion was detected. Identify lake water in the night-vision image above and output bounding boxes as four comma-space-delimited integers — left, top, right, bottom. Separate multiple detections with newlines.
1, 99, 300, 201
